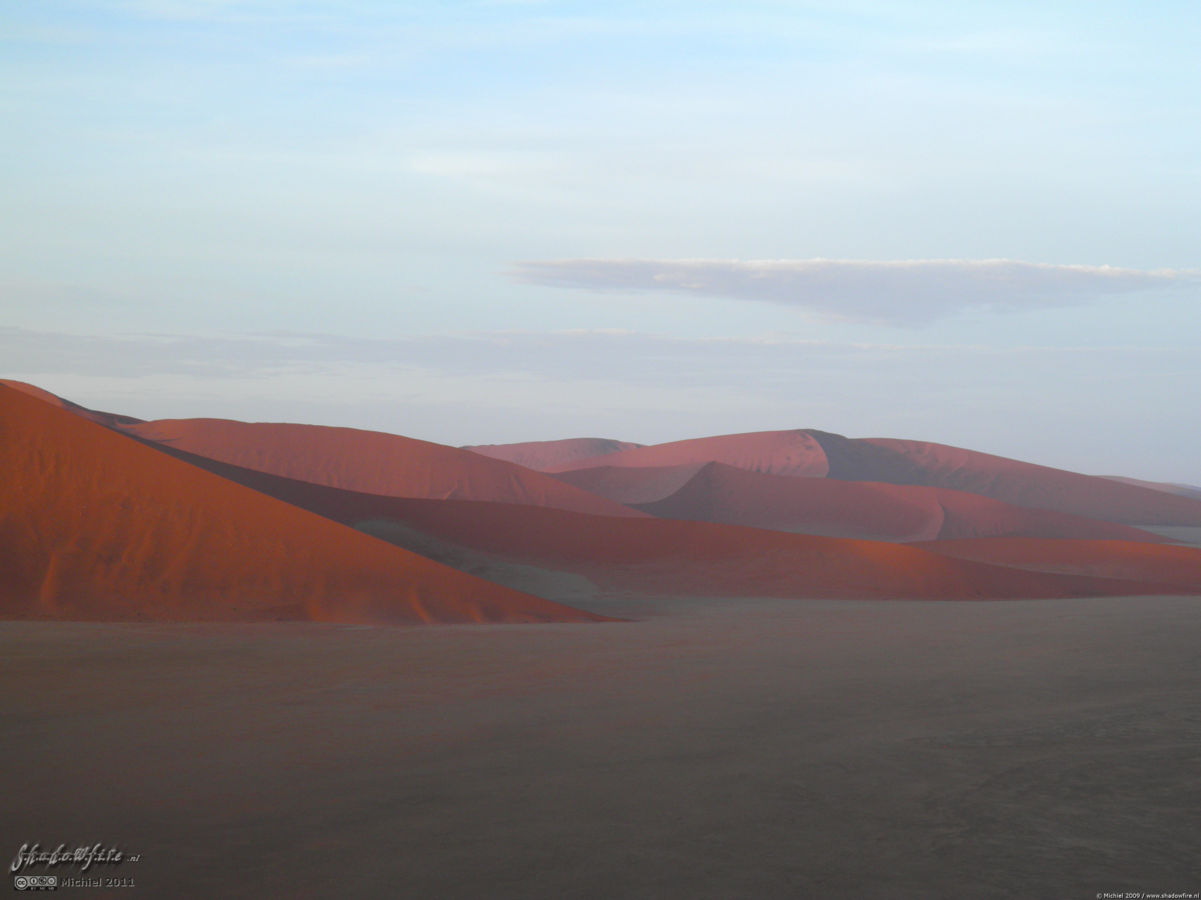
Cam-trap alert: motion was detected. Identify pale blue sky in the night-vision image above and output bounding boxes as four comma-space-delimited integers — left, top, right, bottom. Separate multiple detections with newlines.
3, 1, 1199, 478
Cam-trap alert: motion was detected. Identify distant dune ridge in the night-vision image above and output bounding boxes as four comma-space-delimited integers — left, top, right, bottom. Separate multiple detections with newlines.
117, 418, 645, 519
634, 461, 1165, 543
0, 378, 143, 428
4, 380, 1200, 625
807, 431, 1201, 526
520, 427, 1201, 527
0, 385, 607, 624
543, 429, 832, 477
461, 437, 643, 470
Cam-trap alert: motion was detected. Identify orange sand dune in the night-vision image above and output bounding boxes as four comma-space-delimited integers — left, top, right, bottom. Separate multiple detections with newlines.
913, 537, 1201, 590
0, 379, 143, 428
636, 462, 1165, 542
0, 385, 606, 624
114, 418, 644, 518
463, 437, 642, 470
548, 429, 830, 477
553, 463, 708, 505
139, 451, 1190, 601
809, 431, 1201, 526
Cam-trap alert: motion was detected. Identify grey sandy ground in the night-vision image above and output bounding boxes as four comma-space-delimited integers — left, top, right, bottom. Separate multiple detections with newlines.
2, 596, 1200, 899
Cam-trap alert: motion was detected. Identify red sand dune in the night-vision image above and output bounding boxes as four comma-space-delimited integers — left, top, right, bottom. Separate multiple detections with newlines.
142, 451, 1191, 602
0, 379, 143, 428
556, 427, 1201, 526
114, 418, 645, 519
636, 462, 1164, 543
463, 437, 642, 471
549, 429, 831, 477
808, 430, 1201, 526
0, 385, 605, 624
553, 463, 708, 505
915, 537, 1201, 591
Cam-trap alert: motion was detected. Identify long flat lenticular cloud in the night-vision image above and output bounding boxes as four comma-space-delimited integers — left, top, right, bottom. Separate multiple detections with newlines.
512, 259, 1197, 324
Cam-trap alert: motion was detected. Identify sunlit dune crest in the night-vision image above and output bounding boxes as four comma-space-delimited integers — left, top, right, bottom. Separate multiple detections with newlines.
116, 417, 645, 518
0, 378, 143, 428
0, 385, 609, 624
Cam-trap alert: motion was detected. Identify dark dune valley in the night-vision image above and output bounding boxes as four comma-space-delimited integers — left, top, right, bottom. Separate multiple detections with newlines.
4, 379, 1201, 898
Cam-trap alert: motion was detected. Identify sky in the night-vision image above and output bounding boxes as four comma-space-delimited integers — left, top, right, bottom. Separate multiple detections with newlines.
2, 0, 1199, 479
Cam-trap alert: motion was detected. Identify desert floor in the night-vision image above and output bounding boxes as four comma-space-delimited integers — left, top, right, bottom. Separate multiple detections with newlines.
3, 594, 1200, 899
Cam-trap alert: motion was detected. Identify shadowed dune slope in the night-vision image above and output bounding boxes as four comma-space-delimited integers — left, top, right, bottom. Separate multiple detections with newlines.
809, 431, 1201, 526
0, 379, 143, 428
142, 453, 1193, 601
549, 429, 830, 477
0, 386, 606, 624
462, 437, 642, 470
637, 462, 1165, 543
116, 418, 644, 518
360, 499, 1192, 600
914, 538, 1201, 590
930, 484, 1167, 542
554, 426, 1201, 526
1103, 476, 1201, 501
553, 463, 708, 505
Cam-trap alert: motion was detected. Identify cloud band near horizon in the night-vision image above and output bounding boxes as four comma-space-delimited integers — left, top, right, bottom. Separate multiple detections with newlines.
511, 258, 1198, 324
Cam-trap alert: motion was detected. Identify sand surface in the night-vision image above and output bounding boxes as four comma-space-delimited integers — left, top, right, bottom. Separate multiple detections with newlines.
3, 595, 1200, 899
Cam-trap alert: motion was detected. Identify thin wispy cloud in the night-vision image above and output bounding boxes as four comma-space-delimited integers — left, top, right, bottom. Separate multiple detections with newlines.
4, 325, 1187, 384
512, 259, 1199, 325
